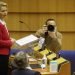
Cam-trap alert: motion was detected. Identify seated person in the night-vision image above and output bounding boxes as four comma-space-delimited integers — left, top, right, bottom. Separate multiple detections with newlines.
11, 51, 41, 75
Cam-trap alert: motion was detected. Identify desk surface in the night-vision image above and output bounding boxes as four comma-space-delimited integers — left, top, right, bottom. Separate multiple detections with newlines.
32, 61, 70, 75
9, 55, 70, 75
33, 67, 58, 75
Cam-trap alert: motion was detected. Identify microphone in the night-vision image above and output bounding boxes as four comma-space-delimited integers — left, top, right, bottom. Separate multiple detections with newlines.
19, 20, 31, 30
19, 21, 24, 23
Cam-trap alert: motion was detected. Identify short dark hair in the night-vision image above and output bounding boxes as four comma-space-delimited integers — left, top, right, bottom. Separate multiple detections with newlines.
45, 18, 55, 25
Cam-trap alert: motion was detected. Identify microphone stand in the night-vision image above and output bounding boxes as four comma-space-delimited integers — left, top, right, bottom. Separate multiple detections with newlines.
19, 20, 31, 31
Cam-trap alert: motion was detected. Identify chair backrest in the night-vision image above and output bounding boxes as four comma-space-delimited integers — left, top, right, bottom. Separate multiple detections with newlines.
73, 72, 75, 75
11, 69, 41, 75
58, 50, 75, 75
10, 48, 33, 55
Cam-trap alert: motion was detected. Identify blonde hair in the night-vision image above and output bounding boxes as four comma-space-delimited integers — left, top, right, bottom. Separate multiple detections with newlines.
14, 51, 29, 69
0, 1, 7, 10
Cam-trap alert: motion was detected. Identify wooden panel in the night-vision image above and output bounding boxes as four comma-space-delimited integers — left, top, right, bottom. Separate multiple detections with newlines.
6, 0, 20, 12
62, 32, 75, 50
20, 0, 38, 12
1, 0, 75, 50
5, 13, 20, 31
9, 31, 35, 39
9, 31, 75, 50
5, 13, 75, 32
2, 0, 75, 12
37, 0, 56, 12
56, 13, 75, 31
5, 13, 41, 31
56, 0, 75, 12
6, 13, 56, 31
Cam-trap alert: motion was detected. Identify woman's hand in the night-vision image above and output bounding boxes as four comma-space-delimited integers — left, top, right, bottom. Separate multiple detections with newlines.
10, 38, 16, 44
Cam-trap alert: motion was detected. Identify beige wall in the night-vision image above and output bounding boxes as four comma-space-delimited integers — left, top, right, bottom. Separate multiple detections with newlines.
1, 0, 75, 50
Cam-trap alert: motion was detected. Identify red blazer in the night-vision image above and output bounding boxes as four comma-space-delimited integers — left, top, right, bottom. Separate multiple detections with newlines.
0, 22, 12, 55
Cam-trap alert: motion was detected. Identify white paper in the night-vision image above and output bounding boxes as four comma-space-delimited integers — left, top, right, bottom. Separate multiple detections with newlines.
16, 34, 39, 46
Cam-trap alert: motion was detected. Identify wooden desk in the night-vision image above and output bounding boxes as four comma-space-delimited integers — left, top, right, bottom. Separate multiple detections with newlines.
32, 61, 70, 75
9, 55, 71, 75
33, 46, 71, 75
9, 49, 71, 75
29, 58, 70, 75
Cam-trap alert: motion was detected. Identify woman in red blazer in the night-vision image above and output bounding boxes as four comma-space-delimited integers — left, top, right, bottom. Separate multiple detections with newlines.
0, 1, 15, 75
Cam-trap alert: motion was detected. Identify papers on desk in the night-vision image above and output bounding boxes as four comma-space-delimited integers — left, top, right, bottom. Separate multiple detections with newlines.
40, 49, 49, 55
16, 34, 39, 47
47, 53, 56, 60
33, 45, 41, 51
55, 57, 67, 65
29, 58, 37, 62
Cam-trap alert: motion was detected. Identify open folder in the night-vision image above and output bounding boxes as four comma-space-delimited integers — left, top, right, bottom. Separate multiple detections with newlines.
16, 34, 39, 47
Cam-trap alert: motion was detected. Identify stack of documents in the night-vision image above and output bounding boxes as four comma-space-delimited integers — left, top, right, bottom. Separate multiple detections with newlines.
16, 34, 39, 47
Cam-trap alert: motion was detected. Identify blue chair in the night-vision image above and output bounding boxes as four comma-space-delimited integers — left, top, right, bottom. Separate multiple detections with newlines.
58, 50, 75, 75
10, 48, 33, 55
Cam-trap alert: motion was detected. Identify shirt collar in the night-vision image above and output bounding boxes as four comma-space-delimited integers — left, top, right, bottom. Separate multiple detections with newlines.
0, 19, 6, 25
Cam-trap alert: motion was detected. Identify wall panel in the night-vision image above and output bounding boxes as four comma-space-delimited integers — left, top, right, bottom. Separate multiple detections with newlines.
2, 0, 75, 12
5, 13, 75, 32
62, 32, 75, 50
10, 31, 75, 50
1, 0, 75, 50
